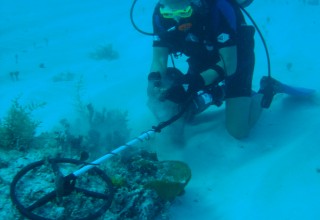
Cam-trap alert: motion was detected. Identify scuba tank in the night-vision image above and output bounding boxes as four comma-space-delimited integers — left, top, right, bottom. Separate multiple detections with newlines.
236, 0, 254, 8
199, 0, 254, 8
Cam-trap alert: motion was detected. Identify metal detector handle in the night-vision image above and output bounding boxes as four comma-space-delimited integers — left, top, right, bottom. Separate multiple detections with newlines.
72, 130, 156, 177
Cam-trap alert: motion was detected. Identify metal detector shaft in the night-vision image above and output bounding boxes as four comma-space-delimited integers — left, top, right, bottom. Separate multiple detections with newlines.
73, 130, 156, 177
72, 99, 189, 177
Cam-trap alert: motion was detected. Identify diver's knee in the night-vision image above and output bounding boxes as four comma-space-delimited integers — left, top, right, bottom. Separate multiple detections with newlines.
226, 124, 249, 139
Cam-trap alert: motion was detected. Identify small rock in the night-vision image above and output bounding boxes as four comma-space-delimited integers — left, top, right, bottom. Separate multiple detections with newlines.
0, 159, 9, 169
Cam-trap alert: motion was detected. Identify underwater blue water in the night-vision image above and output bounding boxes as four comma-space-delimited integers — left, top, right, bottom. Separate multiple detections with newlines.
1, 0, 320, 219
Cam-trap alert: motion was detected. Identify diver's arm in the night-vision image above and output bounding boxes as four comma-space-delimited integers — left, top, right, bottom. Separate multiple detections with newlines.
200, 46, 237, 85
218, 46, 237, 76
148, 47, 169, 98
150, 47, 169, 78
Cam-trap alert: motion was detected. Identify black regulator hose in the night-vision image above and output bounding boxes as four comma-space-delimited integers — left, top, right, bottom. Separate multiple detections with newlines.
240, 6, 272, 78
130, 0, 153, 36
130, 0, 177, 66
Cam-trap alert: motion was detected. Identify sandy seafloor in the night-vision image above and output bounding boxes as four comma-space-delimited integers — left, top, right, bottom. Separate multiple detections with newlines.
1, 0, 320, 219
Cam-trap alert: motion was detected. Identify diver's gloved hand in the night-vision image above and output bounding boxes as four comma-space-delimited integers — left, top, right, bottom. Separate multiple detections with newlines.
147, 71, 165, 99
148, 71, 162, 87
185, 73, 206, 94
161, 74, 205, 104
160, 84, 188, 103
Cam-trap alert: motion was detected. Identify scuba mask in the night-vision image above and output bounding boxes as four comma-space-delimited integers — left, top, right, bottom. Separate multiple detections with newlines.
160, 5, 193, 19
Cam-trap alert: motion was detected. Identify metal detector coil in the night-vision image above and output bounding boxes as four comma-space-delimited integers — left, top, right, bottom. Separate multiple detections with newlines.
10, 104, 185, 219
10, 158, 114, 220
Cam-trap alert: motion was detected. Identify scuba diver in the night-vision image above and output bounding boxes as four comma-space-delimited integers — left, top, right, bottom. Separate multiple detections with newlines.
147, 0, 260, 139
144, 0, 315, 140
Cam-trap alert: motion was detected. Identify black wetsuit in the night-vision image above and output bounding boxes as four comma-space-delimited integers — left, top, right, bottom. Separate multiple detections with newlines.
152, 0, 255, 98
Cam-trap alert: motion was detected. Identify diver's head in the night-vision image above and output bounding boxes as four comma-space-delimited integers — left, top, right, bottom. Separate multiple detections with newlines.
159, 0, 193, 19
159, 0, 192, 10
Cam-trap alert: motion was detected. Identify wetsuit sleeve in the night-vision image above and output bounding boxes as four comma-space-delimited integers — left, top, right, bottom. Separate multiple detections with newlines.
213, 0, 239, 49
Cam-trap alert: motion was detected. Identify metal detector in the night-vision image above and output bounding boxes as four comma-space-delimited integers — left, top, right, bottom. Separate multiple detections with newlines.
10, 104, 187, 220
